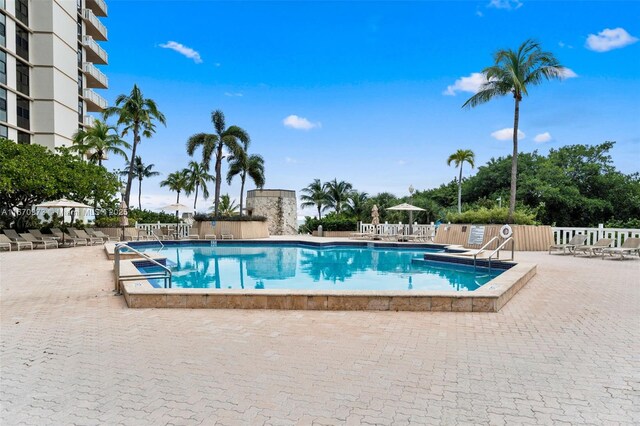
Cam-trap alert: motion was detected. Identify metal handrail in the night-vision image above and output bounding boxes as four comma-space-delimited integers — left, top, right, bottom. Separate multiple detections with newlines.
473, 236, 500, 267
486, 237, 515, 272
114, 242, 171, 293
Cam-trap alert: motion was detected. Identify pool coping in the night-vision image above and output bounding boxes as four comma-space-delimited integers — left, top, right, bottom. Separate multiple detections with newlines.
111, 240, 536, 312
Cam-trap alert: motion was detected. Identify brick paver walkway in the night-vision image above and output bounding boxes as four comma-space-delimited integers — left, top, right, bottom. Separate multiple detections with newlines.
1, 246, 638, 425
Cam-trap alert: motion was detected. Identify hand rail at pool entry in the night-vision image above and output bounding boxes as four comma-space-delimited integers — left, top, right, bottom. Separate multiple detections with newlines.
113, 242, 172, 293
473, 236, 500, 268
484, 237, 515, 272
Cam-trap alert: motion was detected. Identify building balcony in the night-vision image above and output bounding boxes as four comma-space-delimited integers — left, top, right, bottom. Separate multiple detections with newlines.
82, 62, 108, 89
82, 9, 108, 41
82, 35, 108, 65
82, 115, 96, 127
83, 88, 108, 112
85, 0, 107, 17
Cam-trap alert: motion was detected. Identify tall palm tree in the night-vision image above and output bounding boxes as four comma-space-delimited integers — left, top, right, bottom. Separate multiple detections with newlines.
121, 156, 160, 210
104, 84, 166, 208
345, 191, 369, 221
300, 179, 330, 219
324, 178, 353, 214
226, 143, 265, 216
160, 170, 188, 219
463, 39, 565, 222
447, 149, 475, 214
186, 110, 249, 216
71, 120, 130, 167
184, 161, 214, 210
214, 194, 239, 217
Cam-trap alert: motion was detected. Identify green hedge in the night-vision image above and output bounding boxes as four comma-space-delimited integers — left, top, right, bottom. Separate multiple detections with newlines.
299, 216, 358, 233
193, 214, 267, 222
446, 207, 537, 225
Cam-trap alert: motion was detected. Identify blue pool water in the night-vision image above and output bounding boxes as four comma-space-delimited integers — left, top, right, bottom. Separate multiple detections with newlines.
133, 243, 502, 292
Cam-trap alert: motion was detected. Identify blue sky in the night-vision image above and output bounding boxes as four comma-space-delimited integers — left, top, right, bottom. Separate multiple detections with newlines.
102, 0, 640, 215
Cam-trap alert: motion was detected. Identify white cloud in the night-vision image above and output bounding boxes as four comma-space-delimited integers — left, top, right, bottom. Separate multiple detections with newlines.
283, 115, 320, 130
224, 92, 243, 97
159, 41, 202, 63
559, 68, 578, 79
476, 10, 484, 17
443, 72, 488, 96
533, 132, 552, 143
488, 0, 522, 10
558, 41, 573, 49
396, 160, 407, 166
285, 157, 298, 164
491, 128, 525, 141
586, 28, 638, 52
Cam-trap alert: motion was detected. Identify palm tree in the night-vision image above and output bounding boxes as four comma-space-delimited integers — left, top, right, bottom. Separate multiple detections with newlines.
345, 191, 369, 221
463, 39, 565, 222
186, 110, 249, 216
104, 84, 166, 208
184, 161, 214, 210
121, 156, 160, 210
447, 149, 475, 214
324, 178, 353, 214
160, 170, 188, 219
214, 194, 239, 217
71, 120, 130, 167
226, 144, 265, 216
300, 179, 330, 219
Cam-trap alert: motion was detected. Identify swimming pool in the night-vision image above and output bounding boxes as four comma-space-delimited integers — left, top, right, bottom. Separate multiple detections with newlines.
133, 242, 503, 292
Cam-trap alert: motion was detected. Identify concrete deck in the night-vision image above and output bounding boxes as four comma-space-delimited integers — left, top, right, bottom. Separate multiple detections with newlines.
1, 245, 638, 425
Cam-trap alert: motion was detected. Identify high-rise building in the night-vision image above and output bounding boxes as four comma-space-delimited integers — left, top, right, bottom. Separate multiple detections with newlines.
0, 0, 107, 149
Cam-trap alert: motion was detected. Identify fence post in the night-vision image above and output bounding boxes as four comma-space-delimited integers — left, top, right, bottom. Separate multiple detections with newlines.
598, 223, 604, 240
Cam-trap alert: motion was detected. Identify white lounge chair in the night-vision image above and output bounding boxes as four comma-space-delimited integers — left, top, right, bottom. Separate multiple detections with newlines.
602, 237, 640, 260
20, 233, 58, 249
0, 233, 32, 250
549, 234, 587, 255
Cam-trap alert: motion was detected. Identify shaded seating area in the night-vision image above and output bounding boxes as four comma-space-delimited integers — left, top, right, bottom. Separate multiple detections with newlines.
20, 233, 58, 249
50, 228, 88, 246
0, 234, 32, 251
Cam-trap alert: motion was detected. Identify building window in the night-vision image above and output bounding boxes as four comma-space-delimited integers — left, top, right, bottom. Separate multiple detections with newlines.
77, 45, 83, 67
16, 27, 28, 60
0, 13, 5, 47
77, 20, 82, 39
78, 74, 83, 95
78, 99, 84, 123
0, 125, 7, 139
0, 51, 6, 84
15, 0, 28, 26
0, 88, 6, 122
16, 61, 29, 95
16, 95, 29, 130
17, 130, 29, 144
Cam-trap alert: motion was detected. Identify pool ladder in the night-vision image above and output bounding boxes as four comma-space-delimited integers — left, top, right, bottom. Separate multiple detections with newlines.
473, 237, 515, 272
114, 242, 172, 293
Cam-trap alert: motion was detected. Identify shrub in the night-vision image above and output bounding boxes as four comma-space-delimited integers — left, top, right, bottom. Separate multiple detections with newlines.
446, 207, 537, 225
299, 216, 358, 233
192, 213, 267, 222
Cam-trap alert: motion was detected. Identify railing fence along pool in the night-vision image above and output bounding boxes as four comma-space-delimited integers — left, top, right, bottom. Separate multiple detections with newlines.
135, 222, 192, 238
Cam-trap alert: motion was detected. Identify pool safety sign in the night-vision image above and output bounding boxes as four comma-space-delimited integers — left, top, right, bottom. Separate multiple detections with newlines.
468, 225, 485, 245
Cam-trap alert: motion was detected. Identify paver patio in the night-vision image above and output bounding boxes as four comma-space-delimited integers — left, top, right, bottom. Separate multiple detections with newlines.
1, 245, 638, 425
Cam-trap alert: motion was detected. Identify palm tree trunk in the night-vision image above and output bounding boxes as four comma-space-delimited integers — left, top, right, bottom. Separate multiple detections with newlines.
239, 174, 246, 217
317, 205, 322, 219
214, 145, 223, 216
176, 191, 180, 220
138, 178, 142, 210
458, 163, 463, 214
124, 124, 140, 208
194, 183, 199, 209
509, 98, 520, 223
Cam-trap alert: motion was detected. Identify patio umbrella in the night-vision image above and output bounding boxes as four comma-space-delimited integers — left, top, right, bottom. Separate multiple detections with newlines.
371, 205, 380, 235
37, 198, 93, 245
387, 203, 425, 235
159, 203, 192, 223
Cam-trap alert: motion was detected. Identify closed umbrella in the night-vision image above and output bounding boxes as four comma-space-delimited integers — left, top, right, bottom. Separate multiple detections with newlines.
371, 205, 380, 235
387, 203, 425, 235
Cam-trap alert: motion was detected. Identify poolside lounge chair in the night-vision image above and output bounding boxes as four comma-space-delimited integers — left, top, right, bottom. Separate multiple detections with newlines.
51, 228, 87, 246
70, 228, 103, 245
86, 228, 117, 242
0, 235, 11, 251
29, 229, 59, 242
204, 233, 217, 240
179, 230, 200, 240
0, 234, 32, 250
220, 226, 234, 240
20, 233, 58, 249
573, 238, 613, 258
549, 234, 587, 255
135, 229, 153, 241
3, 229, 32, 244
602, 237, 640, 260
